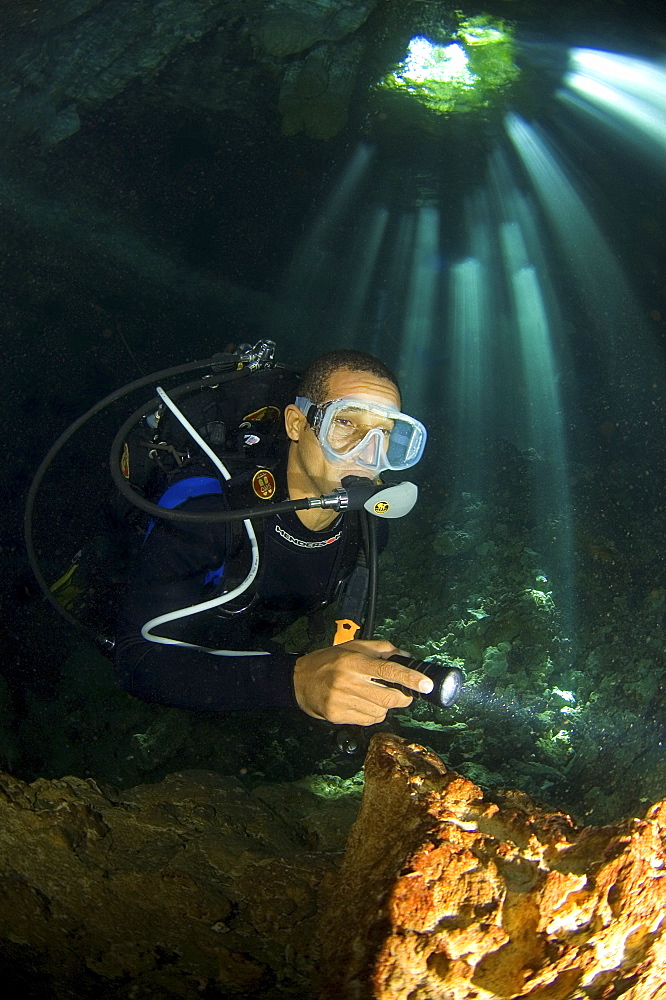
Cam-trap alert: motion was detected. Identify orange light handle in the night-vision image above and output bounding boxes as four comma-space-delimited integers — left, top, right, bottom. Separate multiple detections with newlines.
333, 619, 360, 645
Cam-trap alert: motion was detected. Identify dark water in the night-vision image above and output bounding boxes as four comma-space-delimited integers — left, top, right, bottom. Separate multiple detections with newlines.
1, 0, 665, 826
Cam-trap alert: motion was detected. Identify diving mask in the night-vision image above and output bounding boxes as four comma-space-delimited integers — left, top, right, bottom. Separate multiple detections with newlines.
295, 395, 427, 474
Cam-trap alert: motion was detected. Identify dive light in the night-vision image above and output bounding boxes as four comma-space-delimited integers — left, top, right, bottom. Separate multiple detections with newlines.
386, 653, 464, 708
334, 653, 464, 756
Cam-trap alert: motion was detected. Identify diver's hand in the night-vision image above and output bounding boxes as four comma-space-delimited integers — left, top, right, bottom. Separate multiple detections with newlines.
293, 639, 434, 725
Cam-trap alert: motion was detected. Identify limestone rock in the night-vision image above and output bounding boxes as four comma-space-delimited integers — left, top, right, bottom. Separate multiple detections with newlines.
319, 733, 666, 1000
2, 736, 665, 998
259, 0, 378, 57
278, 36, 364, 139
0, 767, 352, 998
0, 0, 242, 145
1, 0, 376, 148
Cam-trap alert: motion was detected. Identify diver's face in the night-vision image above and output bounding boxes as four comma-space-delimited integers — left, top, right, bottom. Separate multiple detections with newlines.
286, 369, 401, 497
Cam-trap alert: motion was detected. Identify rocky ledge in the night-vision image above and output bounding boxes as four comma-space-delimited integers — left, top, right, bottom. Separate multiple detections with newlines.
0, 733, 664, 998
320, 733, 666, 999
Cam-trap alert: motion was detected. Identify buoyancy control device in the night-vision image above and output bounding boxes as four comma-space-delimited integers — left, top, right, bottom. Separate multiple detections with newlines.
25, 340, 418, 650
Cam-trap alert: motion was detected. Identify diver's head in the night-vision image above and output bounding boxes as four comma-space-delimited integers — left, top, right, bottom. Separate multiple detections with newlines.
285, 350, 426, 496
295, 349, 401, 412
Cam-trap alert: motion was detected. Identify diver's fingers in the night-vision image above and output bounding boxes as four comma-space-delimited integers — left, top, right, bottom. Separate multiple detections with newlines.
340, 638, 401, 658
361, 655, 433, 696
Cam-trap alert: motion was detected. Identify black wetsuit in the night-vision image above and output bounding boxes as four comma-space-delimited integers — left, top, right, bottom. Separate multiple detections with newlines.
114, 458, 363, 713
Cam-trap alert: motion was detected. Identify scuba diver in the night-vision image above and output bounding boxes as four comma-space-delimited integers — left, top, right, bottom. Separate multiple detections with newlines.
26, 340, 463, 727
114, 346, 436, 725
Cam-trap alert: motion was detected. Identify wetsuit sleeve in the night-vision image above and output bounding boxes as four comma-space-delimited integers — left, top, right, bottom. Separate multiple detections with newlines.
114, 493, 299, 713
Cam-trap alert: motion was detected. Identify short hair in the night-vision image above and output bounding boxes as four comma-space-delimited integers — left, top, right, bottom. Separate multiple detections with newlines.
297, 349, 400, 405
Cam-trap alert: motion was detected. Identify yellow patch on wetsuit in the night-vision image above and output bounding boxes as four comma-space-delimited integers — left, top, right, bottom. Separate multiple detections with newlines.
120, 442, 131, 479
243, 405, 281, 422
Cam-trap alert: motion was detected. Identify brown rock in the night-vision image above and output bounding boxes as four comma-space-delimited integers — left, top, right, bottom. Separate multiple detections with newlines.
2, 738, 665, 999
0, 768, 349, 998
318, 733, 666, 1000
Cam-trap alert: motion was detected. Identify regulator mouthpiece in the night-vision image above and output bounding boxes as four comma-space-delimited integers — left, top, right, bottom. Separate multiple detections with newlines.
340, 476, 418, 518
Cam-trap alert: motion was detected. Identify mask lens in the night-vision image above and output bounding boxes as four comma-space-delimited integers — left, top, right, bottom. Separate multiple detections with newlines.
386, 419, 416, 466
312, 397, 427, 473
326, 406, 393, 459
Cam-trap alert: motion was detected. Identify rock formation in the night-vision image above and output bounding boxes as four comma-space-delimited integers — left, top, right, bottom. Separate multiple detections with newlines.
0, 766, 357, 998
0, 734, 665, 998
0, 0, 379, 146
319, 733, 666, 1000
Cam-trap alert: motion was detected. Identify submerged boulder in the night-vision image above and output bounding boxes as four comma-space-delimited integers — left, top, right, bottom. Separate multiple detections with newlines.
0, 734, 664, 998
319, 732, 666, 999
0, 767, 354, 998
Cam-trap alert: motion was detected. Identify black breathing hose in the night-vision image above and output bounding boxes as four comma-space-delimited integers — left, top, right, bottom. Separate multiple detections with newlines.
360, 512, 378, 640
23, 354, 243, 641
25, 351, 390, 649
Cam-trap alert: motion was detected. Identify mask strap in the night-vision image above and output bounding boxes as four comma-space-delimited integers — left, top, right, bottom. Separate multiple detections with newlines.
296, 396, 330, 435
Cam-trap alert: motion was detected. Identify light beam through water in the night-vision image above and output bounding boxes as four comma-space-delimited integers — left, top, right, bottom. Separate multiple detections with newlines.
561, 48, 666, 158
